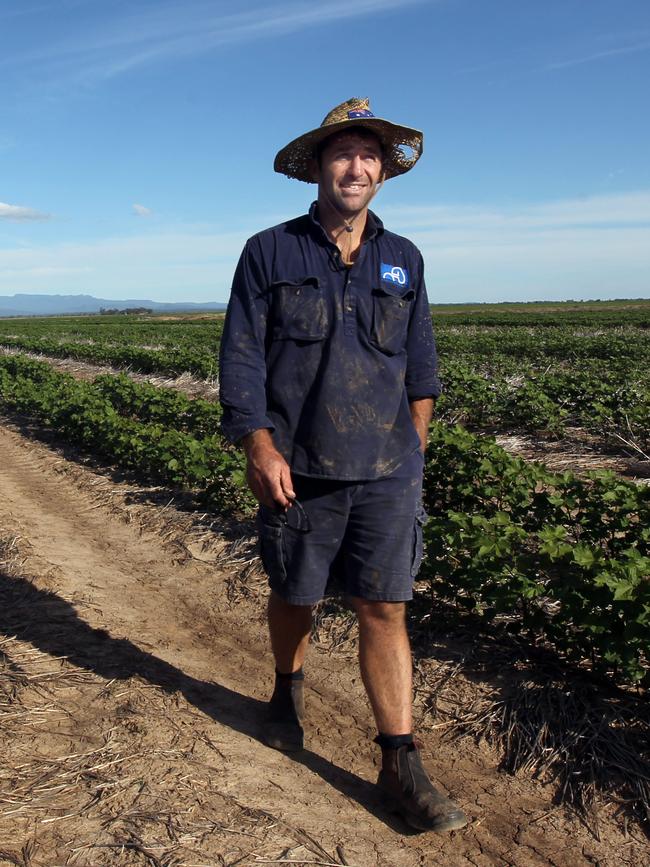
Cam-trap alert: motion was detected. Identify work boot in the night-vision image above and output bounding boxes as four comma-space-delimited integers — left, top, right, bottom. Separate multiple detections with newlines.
377, 741, 468, 832
263, 672, 305, 752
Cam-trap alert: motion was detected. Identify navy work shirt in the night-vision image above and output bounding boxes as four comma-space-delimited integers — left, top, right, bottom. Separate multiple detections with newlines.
219, 203, 440, 480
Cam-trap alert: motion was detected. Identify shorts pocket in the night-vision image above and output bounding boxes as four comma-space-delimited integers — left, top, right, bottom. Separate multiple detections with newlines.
257, 506, 287, 581
370, 285, 414, 355
411, 502, 428, 577
271, 277, 329, 341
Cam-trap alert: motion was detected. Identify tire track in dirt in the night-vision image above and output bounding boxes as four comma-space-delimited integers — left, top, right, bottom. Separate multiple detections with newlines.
0, 423, 646, 866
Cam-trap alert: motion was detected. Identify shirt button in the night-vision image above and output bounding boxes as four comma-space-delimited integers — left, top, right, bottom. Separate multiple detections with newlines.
345, 305, 353, 312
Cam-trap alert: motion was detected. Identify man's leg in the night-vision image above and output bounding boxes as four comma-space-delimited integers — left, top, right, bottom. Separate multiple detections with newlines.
350, 598, 412, 735
257, 477, 348, 752
264, 591, 312, 751
351, 596, 467, 832
268, 590, 312, 674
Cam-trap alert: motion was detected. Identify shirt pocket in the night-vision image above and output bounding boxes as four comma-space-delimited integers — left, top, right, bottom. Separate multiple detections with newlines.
270, 277, 330, 341
370, 284, 414, 355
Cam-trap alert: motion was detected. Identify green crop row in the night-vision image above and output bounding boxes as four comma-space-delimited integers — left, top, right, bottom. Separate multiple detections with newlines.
0, 314, 224, 348
437, 358, 650, 449
436, 326, 650, 361
92, 373, 222, 437
0, 355, 250, 514
3, 325, 650, 365
0, 353, 648, 684
423, 425, 649, 683
429, 301, 650, 328
2, 313, 649, 461
2, 311, 650, 374
5, 328, 648, 453
0, 333, 219, 378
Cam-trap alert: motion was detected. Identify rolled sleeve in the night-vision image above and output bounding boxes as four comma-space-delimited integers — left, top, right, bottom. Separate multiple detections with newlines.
219, 238, 274, 443
404, 256, 441, 401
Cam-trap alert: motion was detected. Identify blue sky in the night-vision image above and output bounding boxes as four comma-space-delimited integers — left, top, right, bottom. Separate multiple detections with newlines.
1, 0, 649, 304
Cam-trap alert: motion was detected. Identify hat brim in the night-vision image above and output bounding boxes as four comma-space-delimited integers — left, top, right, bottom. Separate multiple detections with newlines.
274, 116, 423, 183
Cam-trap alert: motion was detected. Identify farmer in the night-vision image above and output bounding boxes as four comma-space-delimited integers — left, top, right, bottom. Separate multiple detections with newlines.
219, 98, 466, 833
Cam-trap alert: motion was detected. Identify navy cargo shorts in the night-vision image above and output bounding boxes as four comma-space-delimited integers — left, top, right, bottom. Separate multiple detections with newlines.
256, 449, 427, 606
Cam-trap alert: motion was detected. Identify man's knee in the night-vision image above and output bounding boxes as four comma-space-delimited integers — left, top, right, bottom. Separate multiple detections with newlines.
350, 597, 407, 628
268, 590, 313, 617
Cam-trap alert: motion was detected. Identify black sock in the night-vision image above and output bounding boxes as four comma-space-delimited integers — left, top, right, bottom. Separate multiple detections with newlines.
374, 732, 414, 749
275, 667, 304, 682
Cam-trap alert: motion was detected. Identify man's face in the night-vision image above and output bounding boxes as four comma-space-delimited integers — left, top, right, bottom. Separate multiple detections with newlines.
315, 132, 384, 217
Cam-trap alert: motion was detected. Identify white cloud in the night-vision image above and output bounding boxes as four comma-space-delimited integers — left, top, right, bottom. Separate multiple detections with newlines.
381, 191, 650, 301
546, 38, 650, 71
1, 265, 92, 278
132, 203, 153, 217
0, 201, 50, 221
0, 227, 249, 299
3, 0, 433, 83
382, 191, 650, 232
1, 191, 648, 303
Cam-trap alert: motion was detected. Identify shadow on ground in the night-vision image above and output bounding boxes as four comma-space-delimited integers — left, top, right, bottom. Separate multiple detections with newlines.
3, 412, 648, 838
0, 568, 416, 834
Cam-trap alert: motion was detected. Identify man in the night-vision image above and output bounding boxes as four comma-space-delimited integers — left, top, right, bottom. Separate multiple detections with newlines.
219, 98, 467, 833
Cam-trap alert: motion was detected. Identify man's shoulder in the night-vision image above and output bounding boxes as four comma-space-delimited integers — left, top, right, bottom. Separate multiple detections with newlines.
373, 219, 422, 261
246, 213, 311, 248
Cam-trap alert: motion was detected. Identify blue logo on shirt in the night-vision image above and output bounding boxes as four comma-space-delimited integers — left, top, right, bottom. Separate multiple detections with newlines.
381, 263, 409, 287
348, 109, 375, 119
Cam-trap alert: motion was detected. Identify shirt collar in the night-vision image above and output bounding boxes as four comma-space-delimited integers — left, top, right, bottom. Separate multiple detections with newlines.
308, 201, 384, 243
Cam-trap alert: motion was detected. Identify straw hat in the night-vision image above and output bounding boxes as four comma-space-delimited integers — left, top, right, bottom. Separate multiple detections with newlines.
274, 97, 423, 183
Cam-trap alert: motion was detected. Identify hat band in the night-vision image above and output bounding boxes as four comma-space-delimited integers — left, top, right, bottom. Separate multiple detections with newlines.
347, 109, 374, 119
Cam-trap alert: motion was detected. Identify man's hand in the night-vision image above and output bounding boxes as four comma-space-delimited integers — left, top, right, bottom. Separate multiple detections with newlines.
241, 429, 295, 509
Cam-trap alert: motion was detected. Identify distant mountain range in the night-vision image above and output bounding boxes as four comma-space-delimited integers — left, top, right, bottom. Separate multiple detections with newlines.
0, 294, 226, 317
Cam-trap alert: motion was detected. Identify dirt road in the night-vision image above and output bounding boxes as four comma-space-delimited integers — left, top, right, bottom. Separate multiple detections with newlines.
0, 422, 646, 866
